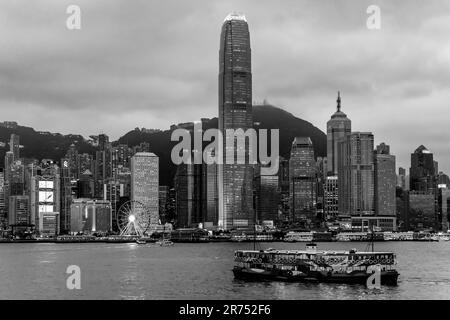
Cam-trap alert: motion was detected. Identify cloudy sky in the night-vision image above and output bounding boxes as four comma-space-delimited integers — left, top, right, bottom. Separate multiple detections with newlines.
0, 0, 449, 173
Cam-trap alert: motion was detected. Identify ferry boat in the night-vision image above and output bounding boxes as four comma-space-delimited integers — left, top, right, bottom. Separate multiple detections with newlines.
284, 232, 313, 242
136, 238, 147, 244
156, 239, 174, 247
233, 246, 399, 285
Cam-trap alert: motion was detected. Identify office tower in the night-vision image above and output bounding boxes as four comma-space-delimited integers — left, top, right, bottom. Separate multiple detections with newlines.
410, 145, 436, 193
174, 162, 193, 228
338, 132, 374, 217
374, 143, 396, 216
408, 191, 436, 230
159, 186, 169, 224
30, 163, 61, 236
434, 161, 439, 176
439, 187, 450, 231
396, 188, 409, 231
254, 166, 279, 224
205, 151, 218, 226
77, 169, 95, 198
173, 155, 205, 228
409, 145, 438, 229
9, 134, 20, 161
65, 144, 80, 179
9, 161, 25, 196
324, 176, 338, 220
397, 167, 406, 189
0, 169, 6, 229
98, 134, 110, 151
94, 146, 113, 198
289, 137, 317, 225
60, 158, 74, 234
437, 172, 450, 187
131, 152, 159, 227
4, 151, 14, 182
316, 157, 327, 221
278, 156, 290, 221
218, 13, 254, 230
326, 92, 351, 175
79, 153, 93, 175
167, 187, 177, 223
70, 199, 112, 235
112, 144, 131, 171
104, 166, 131, 227
8, 195, 30, 234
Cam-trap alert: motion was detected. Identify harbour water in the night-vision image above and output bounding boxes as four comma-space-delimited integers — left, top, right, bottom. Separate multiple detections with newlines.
0, 242, 449, 299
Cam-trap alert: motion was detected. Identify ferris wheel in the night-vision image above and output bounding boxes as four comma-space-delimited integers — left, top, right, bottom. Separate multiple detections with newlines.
116, 200, 151, 237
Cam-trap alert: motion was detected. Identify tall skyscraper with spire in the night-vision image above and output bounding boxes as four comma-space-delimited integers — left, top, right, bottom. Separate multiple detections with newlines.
218, 13, 254, 230
326, 92, 351, 176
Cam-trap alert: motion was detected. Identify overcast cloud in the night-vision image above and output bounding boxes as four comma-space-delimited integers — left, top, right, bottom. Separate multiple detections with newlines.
0, 0, 449, 173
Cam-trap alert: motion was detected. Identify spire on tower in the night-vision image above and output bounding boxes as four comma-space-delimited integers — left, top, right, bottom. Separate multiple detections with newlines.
337, 91, 341, 112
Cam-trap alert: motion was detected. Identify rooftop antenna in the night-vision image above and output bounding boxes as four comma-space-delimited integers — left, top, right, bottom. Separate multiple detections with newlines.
337, 91, 341, 112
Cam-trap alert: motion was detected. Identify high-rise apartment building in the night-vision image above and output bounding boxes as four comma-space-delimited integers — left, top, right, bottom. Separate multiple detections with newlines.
338, 132, 374, 217
374, 143, 396, 216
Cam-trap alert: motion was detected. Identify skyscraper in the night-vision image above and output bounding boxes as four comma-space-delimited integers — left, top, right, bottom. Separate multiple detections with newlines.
409, 145, 438, 229
410, 145, 436, 193
0, 169, 6, 230
338, 132, 374, 217
397, 167, 406, 189
374, 143, 396, 217
218, 13, 254, 230
174, 156, 204, 228
289, 137, 317, 226
130, 152, 159, 227
30, 162, 61, 236
60, 158, 73, 234
327, 92, 351, 176
205, 151, 218, 226
9, 134, 20, 161
324, 176, 338, 219
254, 165, 279, 224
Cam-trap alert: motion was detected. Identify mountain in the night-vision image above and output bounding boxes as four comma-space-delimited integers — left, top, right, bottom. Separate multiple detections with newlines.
0, 104, 327, 186
117, 104, 327, 186
0, 125, 96, 165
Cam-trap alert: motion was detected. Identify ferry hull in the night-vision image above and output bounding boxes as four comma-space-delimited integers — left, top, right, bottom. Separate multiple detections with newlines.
232, 267, 308, 282
233, 267, 399, 286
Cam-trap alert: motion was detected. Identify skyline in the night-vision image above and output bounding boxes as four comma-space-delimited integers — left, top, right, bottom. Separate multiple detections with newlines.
1, 0, 450, 174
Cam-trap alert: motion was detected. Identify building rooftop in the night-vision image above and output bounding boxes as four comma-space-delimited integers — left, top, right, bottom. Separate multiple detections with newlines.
133, 152, 157, 157
415, 145, 431, 154
224, 12, 247, 22
292, 137, 312, 146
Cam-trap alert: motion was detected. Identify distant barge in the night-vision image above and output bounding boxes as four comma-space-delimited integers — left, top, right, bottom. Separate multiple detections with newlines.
233, 247, 399, 286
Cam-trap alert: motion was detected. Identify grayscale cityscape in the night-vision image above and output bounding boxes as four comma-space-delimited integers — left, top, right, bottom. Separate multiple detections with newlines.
0, 0, 449, 301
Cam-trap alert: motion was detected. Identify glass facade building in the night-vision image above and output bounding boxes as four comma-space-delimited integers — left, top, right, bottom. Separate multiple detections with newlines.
289, 137, 317, 225
70, 199, 112, 235
326, 92, 351, 176
218, 13, 254, 230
